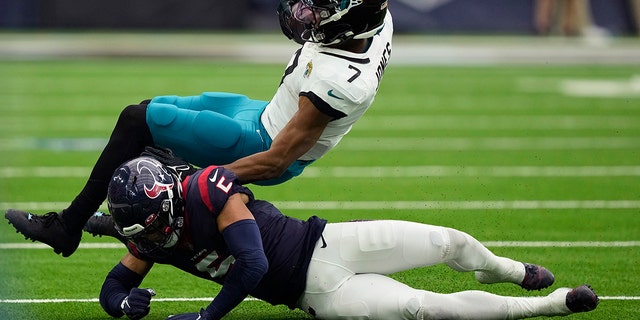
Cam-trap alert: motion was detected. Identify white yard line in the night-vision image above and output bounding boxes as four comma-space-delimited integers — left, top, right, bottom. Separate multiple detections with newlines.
337, 137, 640, 150
0, 295, 635, 303
2, 115, 639, 131
269, 200, 640, 210
3, 165, 640, 178
2, 200, 640, 212
301, 166, 640, 177
1, 241, 639, 250
355, 115, 640, 130
2, 136, 640, 151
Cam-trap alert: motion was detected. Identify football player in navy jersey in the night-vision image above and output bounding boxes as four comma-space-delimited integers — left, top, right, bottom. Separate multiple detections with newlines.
7, 0, 394, 257
99, 156, 598, 320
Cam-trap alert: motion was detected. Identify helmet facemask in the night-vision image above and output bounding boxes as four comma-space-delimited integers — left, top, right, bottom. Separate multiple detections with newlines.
116, 191, 183, 258
278, 0, 387, 45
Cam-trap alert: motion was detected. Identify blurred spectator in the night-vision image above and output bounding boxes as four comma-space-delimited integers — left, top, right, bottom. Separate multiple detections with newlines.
534, 0, 602, 36
631, 0, 640, 35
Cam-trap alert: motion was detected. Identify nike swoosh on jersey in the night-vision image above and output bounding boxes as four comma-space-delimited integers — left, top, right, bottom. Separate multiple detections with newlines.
327, 89, 344, 100
209, 169, 218, 183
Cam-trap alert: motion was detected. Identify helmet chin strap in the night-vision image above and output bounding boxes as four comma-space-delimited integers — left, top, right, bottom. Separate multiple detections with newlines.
164, 215, 184, 247
162, 185, 184, 248
121, 224, 145, 237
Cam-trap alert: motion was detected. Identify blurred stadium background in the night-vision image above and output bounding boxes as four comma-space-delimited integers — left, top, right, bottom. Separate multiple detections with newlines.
1, 1, 640, 319
1, 0, 639, 35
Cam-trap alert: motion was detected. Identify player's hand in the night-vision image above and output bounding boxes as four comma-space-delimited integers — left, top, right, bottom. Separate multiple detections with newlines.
141, 146, 197, 179
121, 288, 156, 320
165, 308, 212, 320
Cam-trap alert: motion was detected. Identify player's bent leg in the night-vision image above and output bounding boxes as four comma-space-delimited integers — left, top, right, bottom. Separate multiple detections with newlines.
434, 226, 554, 290
318, 221, 552, 290
318, 220, 512, 274
151, 92, 267, 117
299, 273, 424, 319
417, 286, 595, 319
441, 227, 528, 287
3, 102, 151, 257
313, 220, 449, 275
146, 101, 266, 167
299, 271, 598, 319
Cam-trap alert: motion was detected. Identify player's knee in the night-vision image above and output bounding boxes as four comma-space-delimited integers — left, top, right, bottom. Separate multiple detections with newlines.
401, 295, 423, 320
447, 228, 474, 253
192, 111, 241, 149
147, 102, 180, 127
118, 104, 148, 131
377, 291, 430, 320
150, 95, 179, 105
201, 92, 250, 108
345, 289, 423, 319
427, 227, 468, 261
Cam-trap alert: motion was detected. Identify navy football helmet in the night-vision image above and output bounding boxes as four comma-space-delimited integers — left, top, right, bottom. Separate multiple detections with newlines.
107, 156, 184, 257
278, 0, 388, 45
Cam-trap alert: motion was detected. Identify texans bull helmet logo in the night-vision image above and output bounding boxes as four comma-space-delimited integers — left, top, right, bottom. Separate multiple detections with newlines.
136, 158, 174, 199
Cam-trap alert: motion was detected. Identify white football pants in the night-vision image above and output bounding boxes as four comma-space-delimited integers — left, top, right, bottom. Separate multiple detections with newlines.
297, 220, 570, 319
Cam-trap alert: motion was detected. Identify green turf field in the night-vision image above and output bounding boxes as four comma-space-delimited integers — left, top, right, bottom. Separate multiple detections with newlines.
0, 54, 639, 319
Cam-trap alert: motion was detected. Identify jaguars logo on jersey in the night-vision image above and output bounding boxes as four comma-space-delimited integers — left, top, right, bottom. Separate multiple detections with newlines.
304, 60, 313, 78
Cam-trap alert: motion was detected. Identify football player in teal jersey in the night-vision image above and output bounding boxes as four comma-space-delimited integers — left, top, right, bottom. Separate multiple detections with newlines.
7, 0, 393, 257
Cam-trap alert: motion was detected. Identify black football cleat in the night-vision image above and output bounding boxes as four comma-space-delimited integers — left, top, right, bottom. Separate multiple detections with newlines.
83, 212, 128, 244
520, 263, 555, 291
5, 209, 81, 257
566, 284, 599, 313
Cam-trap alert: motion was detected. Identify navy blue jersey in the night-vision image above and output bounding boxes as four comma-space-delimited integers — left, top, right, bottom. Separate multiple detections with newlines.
127, 166, 326, 308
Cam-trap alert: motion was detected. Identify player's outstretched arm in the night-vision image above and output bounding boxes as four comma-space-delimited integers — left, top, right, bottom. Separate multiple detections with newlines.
225, 96, 332, 183
99, 254, 155, 319
168, 194, 268, 320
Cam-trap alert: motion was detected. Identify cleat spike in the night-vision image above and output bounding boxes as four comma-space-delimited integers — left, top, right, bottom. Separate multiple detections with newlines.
83, 212, 127, 245
520, 263, 555, 291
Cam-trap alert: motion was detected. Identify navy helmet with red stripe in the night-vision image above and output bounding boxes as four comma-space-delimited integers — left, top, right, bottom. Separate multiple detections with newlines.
107, 156, 184, 257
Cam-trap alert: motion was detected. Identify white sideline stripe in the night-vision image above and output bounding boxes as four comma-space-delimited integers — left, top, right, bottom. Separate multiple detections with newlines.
338, 137, 640, 150
5, 165, 640, 178
0, 243, 124, 249
3, 200, 640, 212
271, 200, 640, 210
302, 166, 640, 178
2, 115, 639, 131
480, 241, 640, 247
0, 296, 636, 304
2, 241, 640, 250
0, 167, 91, 178
356, 115, 640, 130
0, 297, 260, 304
